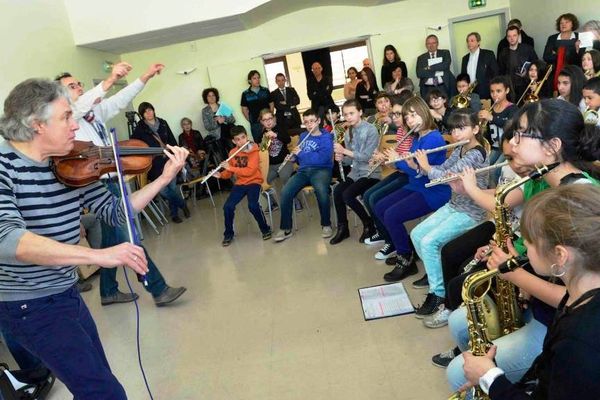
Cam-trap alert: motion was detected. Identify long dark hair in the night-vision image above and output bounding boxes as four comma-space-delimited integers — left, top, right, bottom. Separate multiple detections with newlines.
558, 65, 586, 105
382, 45, 401, 65
516, 99, 600, 178
360, 67, 379, 91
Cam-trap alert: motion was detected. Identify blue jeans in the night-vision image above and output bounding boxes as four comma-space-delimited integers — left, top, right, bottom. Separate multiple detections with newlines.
101, 181, 167, 298
223, 184, 270, 238
279, 168, 332, 231
363, 172, 409, 240
0, 286, 127, 399
1, 330, 43, 370
410, 204, 479, 297
446, 307, 546, 392
159, 178, 186, 218
373, 189, 434, 254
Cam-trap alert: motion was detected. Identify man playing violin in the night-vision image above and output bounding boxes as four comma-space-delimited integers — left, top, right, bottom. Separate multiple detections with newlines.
0, 79, 187, 398
57, 63, 187, 307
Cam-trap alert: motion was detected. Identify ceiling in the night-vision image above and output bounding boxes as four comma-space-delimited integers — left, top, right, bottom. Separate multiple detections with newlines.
77, 0, 404, 54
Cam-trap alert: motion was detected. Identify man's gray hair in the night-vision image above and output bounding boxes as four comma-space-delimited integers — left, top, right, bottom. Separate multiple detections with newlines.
0, 78, 69, 142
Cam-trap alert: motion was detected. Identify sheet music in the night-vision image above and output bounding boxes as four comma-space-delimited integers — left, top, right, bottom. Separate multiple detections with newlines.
428, 57, 443, 67
579, 32, 595, 49
358, 283, 414, 320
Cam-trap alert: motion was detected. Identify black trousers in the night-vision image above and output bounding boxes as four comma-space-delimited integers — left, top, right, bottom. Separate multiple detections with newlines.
333, 177, 379, 225
441, 221, 496, 309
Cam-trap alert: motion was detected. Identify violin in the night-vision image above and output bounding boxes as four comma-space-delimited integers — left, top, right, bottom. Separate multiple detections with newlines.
52, 139, 165, 187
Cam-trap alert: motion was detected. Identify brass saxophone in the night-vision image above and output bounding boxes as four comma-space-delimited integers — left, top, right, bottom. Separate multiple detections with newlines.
449, 162, 559, 400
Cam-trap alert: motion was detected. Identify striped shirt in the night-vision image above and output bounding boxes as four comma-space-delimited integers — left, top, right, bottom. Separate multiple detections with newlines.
0, 141, 125, 301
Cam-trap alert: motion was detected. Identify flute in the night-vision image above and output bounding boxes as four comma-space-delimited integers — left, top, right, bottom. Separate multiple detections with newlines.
200, 141, 251, 184
277, 129, 313, 173
329, 109, 346, 182
384, 140, 469, 165
425, 161, 509, 188
366, 123, 420, 177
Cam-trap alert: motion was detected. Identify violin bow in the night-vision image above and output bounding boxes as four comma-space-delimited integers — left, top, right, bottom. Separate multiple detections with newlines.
108, 128, 148, 286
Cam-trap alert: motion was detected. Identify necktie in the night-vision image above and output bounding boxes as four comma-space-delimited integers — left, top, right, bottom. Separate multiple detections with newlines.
281, 88, 286, 99
84, 110, 109, 145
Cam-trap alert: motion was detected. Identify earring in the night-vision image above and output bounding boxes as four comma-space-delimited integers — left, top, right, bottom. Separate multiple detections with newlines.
550, 263, 566, 277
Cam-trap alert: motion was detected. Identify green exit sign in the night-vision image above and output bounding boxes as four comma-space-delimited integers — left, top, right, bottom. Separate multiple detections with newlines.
469, 0, 486, 8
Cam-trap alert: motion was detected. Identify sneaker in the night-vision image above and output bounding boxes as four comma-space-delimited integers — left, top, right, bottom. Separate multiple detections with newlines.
294, 198, 304, 212
423, 305, 451, 328
101, 291, 139, 306
414, 293, 445, 319
364, 232, 384, 246
375, 243, 396, 260
412, 274, 429, 289
262, 230, 272, 240
182, 205, 191, 218
383, 254, 418, 282
222, 237, 233, 246
431, 347, 460, 368
321, 226, 333, 238
274, 230, 293, 242
172, 215, 183, 224
385, 255, 398, 266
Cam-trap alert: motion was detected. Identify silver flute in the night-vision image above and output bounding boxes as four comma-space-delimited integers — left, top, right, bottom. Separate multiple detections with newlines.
365, 123, 419, 178
276, 130, 313, 173
329, 109, 346, 182
425, 161, 509, 188
200, 141, 251, 184
383, 140, 469, 165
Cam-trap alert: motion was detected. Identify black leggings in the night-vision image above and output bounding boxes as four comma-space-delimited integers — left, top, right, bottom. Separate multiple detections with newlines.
333, 177, 379, 225
441, 221, 496, 309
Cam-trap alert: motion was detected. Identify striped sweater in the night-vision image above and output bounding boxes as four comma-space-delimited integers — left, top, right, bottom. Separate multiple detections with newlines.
0, 141, 125, 301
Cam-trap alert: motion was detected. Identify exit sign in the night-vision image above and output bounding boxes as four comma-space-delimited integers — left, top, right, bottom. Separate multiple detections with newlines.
469, 0, 486, 8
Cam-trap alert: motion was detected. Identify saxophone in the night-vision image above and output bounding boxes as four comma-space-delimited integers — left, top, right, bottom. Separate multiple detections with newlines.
449, 162, 559, 400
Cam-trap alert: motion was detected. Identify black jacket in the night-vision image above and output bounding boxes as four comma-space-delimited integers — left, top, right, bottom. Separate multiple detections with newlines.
543, 32, 580, 67
270, 86, 301, 130
461, 48, 498, 99
306, 75, 335, 113
132, 118, 177, 181
380, 61, 408, 87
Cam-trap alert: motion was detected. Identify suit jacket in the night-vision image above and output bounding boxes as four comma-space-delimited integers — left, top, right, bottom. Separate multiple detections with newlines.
416, 49, 455, 97
461, 48, 498, 99
270, 86, 301, 129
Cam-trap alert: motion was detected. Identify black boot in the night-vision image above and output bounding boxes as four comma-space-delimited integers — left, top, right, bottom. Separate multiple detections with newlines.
383, 253, 418, 282
329, 223, 350, 245
359, 221, 376, 243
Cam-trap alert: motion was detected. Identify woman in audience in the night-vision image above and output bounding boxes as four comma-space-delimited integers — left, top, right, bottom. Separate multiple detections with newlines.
439, 100, 600, 392
201, 87, 236, 159
355, 67, 379, 115
556, 65, 586, 111
178, 117, 206, 186
381, 44, 408, 87
133, 102, 189, 223
461, 184, 600, 399
578, 20, 600, 55
384, 64, 415, 97
582, 49, 600, 80
241, 70, 273, 142
544, 13, 580, 90
343, 67, 361, 100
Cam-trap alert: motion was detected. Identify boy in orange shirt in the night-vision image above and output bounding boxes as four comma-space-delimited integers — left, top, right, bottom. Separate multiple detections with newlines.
214, 126, 272, 246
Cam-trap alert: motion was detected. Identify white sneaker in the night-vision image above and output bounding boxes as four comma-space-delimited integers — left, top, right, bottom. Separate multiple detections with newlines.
375, 243, 396, 260
321, 226, 333, 238
364, 232, 384, 246
274, 230, 293, 243
423, 305, 450, 328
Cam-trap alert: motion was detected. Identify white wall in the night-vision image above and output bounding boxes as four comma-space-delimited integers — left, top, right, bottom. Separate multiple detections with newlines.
509, 0, 600, 57
0, 0, 122, 138
121, 0, 510, 133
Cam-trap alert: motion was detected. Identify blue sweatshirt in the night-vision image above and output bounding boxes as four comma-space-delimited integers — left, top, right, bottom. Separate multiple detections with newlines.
296, 128, 334, 171
395, 130, 451, 209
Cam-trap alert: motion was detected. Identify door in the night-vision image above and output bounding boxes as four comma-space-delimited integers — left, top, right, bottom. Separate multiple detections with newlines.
449, 11, 507, 74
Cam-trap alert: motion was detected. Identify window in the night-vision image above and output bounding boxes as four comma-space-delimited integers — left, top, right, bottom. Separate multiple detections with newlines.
264, 56, 289, 92
329, 41, 369, 88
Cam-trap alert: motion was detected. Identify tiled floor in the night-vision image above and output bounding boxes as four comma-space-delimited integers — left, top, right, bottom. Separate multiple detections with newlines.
3, 191, 456, 399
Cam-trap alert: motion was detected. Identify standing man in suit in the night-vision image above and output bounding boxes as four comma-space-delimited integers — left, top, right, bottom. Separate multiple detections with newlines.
461, 32, 498, 100
307, 61, 335, 121
270, 73, 301, 132
416, 35, 455, 98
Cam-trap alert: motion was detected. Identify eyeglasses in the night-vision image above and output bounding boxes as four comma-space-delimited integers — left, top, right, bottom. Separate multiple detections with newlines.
67, 81, 84, 90
513, 129, 544, 144
261, 117, 274, 122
